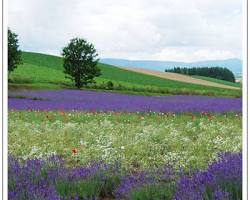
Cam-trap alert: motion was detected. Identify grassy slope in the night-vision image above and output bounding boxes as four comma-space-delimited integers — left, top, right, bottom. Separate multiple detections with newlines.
192, 75, 241, 88
9, 52, 241, 97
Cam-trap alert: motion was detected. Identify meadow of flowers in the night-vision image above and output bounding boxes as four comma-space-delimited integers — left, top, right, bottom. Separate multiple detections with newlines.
9, 152, 242, 200
9, 111, 242, 170
8, 90, 242, 199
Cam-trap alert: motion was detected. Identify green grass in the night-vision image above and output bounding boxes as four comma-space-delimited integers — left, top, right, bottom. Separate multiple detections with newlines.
128, 183, 176, 200
8, 51, 242, 97
21, 51, 63, 70
192, 75, 241, 88
9, 63, 70, 84
8, 111, 242, 170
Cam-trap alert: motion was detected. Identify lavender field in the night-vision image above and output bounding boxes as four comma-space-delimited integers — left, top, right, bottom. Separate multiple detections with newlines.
9, 152, 242, 200
8, 89, 242, 112
8, 90, 242, 199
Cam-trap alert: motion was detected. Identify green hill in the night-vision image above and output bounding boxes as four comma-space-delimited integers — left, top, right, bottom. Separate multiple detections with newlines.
192, 75, 241, 88
8, 52, 241, 97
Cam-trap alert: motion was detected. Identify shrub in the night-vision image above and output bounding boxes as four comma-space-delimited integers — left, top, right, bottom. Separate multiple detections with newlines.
106, 81, 114, 90
10, 75, 33, 84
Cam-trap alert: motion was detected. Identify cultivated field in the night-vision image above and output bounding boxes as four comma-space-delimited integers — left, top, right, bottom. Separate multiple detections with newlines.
192, 75, 241, 88
8, 110, 242, 199
8, 52, 242, 97
8, 89, 242, 112
119, 67, 240, 90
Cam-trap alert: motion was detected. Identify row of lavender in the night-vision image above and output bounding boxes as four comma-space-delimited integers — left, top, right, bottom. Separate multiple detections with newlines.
9, 152, 241, 200
8, 89, 242, 112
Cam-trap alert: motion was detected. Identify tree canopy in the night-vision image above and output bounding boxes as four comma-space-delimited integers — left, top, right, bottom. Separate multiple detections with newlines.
8, 28, 22, 73
62, 38, 101, 88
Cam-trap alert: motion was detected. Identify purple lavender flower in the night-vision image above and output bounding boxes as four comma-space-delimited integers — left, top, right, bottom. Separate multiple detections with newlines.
174, 152, 242, 200
8, 152, 242, 200
213, 188, 230, 200
115, 171, 150, 198
8, 89, 242, 112
114, 165, 176, 199
8, 156, 121, 200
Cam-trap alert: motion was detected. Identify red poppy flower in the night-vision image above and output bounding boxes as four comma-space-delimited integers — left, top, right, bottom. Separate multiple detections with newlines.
72, 148, 77, 155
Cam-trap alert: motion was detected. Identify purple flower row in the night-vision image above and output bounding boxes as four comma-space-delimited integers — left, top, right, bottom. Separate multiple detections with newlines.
9, 152, 242, 200
174, 152, 242, 200
8, 89, 242, 113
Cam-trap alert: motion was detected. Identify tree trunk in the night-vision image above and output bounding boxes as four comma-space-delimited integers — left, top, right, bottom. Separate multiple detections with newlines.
75, 75, 81, 89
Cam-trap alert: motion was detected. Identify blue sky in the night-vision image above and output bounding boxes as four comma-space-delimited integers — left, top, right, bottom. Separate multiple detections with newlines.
8, 0, 242, 62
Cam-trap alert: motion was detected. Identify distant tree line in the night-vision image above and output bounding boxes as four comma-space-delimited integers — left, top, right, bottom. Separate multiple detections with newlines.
165, 67, 236, 83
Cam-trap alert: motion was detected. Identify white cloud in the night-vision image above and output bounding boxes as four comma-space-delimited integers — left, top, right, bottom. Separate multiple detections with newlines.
8, 0, 242, 61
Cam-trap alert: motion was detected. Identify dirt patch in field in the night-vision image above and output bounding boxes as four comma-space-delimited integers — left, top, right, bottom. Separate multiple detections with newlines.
119, 67, 240, 90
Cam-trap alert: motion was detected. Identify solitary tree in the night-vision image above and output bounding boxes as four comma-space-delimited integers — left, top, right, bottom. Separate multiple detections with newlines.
8, 28, 21, 73
62, 38, 101, 88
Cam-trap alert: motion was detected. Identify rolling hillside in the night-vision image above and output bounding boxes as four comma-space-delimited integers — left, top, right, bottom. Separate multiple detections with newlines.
118, 67, 240, 90
192, 76, 241, 88
8, 52, 241, 97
